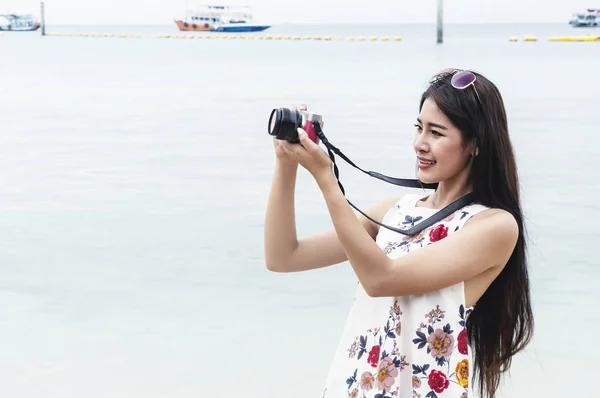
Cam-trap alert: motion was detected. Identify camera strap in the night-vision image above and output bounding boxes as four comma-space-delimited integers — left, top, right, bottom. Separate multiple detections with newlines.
314, 124, 475, 236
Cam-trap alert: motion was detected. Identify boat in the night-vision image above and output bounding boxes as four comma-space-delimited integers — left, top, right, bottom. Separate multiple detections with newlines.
569, 9, 600, 27
174, 5, 270, 32
0, 14, 41, 31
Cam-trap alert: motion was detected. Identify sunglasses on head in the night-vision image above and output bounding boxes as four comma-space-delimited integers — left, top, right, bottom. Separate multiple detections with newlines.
431, 68, 482, 108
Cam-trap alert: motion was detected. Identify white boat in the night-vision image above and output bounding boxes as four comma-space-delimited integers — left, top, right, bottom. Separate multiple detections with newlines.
569, 9, 600, 27
174, 4, 270, 32
0, 13, 40, 31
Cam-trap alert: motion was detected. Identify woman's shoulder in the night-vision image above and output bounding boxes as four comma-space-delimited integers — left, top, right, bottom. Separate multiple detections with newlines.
465, 204, 516, 222
462, 206, 520, 243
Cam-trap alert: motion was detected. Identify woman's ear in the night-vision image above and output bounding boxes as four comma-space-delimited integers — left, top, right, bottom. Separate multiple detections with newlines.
471, 139, 479, 157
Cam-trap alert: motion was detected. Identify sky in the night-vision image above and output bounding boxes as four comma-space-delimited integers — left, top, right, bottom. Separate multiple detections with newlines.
2, 0, 596, 25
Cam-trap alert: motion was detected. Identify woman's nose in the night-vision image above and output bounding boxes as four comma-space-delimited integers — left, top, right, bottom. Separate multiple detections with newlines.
413, 132, 429, 153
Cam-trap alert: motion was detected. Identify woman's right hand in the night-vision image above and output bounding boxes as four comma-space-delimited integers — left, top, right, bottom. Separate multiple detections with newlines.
273, 104, 307, 166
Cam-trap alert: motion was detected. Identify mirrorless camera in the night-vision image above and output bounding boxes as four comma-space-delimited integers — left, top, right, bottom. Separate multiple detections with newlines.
267, 107, 322, 144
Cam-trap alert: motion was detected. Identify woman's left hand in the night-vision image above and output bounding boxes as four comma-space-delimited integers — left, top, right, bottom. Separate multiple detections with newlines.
280, 128, 333, 186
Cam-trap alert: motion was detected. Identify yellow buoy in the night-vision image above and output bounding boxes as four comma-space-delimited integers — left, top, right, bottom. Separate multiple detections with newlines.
582, 36, 600, 41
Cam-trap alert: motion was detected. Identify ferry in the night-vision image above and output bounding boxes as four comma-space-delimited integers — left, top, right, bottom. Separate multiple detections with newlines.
174, 5, 270, 32
569, 9, 600, 27
0, 14, 41, 31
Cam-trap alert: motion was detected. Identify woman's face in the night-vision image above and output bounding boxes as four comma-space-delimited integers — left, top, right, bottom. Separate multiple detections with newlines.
413, 97, 474, 184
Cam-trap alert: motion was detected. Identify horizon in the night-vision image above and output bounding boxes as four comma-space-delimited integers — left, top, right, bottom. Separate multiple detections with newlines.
39, 21, 580, 26
0, 1, 594, 25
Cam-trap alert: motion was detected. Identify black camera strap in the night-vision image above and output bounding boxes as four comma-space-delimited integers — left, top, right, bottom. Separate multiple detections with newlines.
314, 124, 475, 236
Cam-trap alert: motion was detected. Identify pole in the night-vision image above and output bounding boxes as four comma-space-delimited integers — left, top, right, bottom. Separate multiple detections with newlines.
40, 1, 45, 36
436, 0, 443, 44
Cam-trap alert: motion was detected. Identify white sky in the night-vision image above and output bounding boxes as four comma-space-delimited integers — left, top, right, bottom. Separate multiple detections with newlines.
2, 0, 595, 25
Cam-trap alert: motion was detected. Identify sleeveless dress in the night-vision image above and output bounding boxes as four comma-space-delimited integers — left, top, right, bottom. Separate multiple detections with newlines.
321, 194, 490, 398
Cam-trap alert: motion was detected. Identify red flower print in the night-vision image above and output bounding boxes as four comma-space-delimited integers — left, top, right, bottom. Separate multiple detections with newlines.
429, 224, 449, 242
428, 370, 449, 393
367, 345, 381, 368
457, 328, 468, 355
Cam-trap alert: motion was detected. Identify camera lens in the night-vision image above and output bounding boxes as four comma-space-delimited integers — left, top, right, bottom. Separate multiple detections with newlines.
267, 108, 302, 142
268, 108, 281, 136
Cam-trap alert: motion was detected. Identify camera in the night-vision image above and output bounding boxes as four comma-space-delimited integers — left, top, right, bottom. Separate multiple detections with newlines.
268, 107, 323, 144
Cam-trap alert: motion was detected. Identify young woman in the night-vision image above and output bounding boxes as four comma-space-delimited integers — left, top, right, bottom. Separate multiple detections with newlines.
264, 69, 534, 398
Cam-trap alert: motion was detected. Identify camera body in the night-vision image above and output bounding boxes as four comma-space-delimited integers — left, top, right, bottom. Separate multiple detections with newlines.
268, 107, 323, 144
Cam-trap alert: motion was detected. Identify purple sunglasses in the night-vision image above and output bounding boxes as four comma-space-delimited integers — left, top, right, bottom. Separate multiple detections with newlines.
431, 68, 482, 107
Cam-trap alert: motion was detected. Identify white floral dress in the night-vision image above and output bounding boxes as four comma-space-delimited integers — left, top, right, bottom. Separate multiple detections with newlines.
321, 194, 490, 398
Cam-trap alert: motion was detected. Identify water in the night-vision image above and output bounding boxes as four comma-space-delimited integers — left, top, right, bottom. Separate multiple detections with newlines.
0, 23, 598, 397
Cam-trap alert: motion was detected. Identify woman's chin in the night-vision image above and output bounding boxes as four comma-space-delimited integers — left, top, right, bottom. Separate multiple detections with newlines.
417, 171, 438, 184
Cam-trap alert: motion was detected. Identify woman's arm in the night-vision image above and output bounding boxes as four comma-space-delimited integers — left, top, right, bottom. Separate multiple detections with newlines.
318, 172, 518, 296
264, 155, 399, 273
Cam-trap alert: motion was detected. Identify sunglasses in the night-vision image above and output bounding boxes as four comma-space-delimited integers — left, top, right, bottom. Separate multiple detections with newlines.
431, 68, 482, 108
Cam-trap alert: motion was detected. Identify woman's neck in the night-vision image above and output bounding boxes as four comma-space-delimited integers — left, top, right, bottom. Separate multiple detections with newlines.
420, 173, 472, 210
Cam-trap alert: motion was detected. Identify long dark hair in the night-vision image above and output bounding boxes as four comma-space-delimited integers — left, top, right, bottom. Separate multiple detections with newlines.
419, 70, 534, 398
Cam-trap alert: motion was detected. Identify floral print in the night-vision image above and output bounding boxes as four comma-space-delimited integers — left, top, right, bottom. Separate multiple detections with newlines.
377, 357, 400, 390
456, 329, 468, 355
455, 360, 469, 388
322, 196, 489, 398
429, 224, 448, 242
426, 329, 454, 358
383, 211, 457, 255
344, 300, 409, 397
411, 304, 471, 397
427, 370, 449, 393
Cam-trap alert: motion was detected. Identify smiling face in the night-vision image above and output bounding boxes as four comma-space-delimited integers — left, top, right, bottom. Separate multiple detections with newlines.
414, 97, 475, 185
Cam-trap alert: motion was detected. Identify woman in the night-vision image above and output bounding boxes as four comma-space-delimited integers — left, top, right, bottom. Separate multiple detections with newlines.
264, 69, 534, 398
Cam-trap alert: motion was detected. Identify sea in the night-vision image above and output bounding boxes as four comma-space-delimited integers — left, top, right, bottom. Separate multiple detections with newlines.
0, 23, 598, 397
